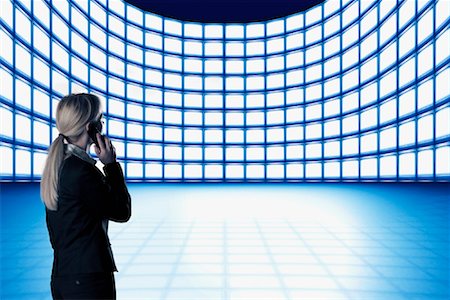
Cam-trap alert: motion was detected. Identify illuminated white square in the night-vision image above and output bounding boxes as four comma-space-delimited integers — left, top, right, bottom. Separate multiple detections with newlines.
204, 94, 222, 108
306, 143, 322, 159
436, 68, 450, 103
324, 119, 340, 137
226, 25, 244, 38
343, 160, 358, 177
286, 51, 303, 69
145, 126, 162, 141
267, 146, 284, 161
205, 129, 222, 143
205, 112, 223, 125
380, 155, 397, 177
15, 148, 31, 175
226, 165, 243, 178
165, 164, 182, 178
324, 161, 340, 178
247, 164, 264, 178
342, 114, 358, 134
361, 157, 378, 177
205, 147, 222, 160
399, 121, 415, 146
286, 69, 304, 86
287, 107, 303, 123
226, 77, 244, 91
267, 109, 284, 125
361, 108, 377, 130
226, 130, 244, 143
205, 164, 223, 178
380, 127, 397, 150
286, 125, 304, 141
306, 84, 322, 101
360, 132, 378, 153
286, 88, 304, 104
226, 42, 244, 56
184, 111, 202, 125
436, 146, 450, 175
267, 127, 284, 142
226, 147, 244, 161
306, 162, 322, 178
287, 163, 303, 178
399, 152, 415, 176
418, 149, 433, 176
267, 37, 284, 54
0, 107, 13, 138
286, 32, 303, 50
267, 73, 284, 89
324, 99, 340, 117
247, 129, 264, 143
185, 129, 203, 143
324, 140, 340, 157
436, 106, 450, 139
184, 147, 202, 161
205, 25, 223, 38
226, 112, 244, 126
306, 123, 322, 139
145, 145, 162, 159
436, 29, 450, 66
418, 114, 433, 142
15, 114, 31, 142
286, 145, 303, 159
205, 42, 223, 56
185, 164, 202, 178
343, 137, 358, 155
205, 76, 223, 91
246, 146, 264, 161
164, 146, 182, 160
164, 127, 181, 142
0, 146, 13, 175
127, 163, 142, 178
267, 164, 284, 178
184, 40, 202, 55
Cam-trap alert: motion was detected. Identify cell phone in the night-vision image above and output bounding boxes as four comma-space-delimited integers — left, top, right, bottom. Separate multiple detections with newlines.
87, 121, 104, 148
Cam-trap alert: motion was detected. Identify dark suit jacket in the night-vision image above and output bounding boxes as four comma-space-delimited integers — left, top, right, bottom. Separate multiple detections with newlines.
46, 154, 131, 277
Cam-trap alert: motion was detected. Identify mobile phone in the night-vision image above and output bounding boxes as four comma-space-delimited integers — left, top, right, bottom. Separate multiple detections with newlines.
88, 121, 104, 148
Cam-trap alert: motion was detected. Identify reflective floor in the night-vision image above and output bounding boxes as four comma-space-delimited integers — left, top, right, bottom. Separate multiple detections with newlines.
1, 183, 449, 299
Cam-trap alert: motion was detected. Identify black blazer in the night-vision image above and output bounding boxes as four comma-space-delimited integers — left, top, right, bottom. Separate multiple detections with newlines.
46, 154, 131, 277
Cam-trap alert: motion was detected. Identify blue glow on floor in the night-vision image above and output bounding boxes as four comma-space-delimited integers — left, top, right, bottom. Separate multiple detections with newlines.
1, 183, 449, 299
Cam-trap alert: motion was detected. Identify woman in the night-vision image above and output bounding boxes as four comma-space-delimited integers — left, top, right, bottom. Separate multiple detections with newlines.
40, 93, 131, 299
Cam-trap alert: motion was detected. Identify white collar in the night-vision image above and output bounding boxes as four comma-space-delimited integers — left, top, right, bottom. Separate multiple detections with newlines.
64, 143, 97, 166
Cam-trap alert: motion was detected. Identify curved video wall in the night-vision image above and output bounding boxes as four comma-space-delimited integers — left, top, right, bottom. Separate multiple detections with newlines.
0, 0, 449, 182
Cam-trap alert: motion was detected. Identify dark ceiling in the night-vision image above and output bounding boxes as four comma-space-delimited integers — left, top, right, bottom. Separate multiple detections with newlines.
124, 0, 324, 23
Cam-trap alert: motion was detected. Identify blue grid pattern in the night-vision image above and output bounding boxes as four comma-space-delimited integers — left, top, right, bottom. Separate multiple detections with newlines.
1, 183, 449, 299
0, 0, 449, 182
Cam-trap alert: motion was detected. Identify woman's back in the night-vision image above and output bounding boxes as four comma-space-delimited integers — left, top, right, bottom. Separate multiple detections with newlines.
46, 153, 123, 276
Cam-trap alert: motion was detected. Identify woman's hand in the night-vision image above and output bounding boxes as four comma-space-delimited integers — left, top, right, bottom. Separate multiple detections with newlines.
94, 133, 116, 165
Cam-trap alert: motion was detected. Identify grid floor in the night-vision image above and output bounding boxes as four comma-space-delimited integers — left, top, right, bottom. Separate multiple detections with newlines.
1, 183, 449, 299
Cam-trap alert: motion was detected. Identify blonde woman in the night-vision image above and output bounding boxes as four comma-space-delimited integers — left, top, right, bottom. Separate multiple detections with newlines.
40, 93, 131, 299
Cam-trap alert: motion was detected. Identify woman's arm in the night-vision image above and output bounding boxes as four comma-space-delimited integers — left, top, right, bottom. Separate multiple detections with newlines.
102, 162, 131, 222
79, 162, 131, 222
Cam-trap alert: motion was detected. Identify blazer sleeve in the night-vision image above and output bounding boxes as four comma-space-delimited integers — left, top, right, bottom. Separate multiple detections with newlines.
79, 162, 132, 222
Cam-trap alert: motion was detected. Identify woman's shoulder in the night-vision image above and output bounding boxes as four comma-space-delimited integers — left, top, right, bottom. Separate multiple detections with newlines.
59, 154, 98, 182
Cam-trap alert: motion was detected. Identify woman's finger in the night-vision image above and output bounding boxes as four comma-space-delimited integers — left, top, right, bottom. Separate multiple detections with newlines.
96, 133, 106, 152
104, 136, 111, 151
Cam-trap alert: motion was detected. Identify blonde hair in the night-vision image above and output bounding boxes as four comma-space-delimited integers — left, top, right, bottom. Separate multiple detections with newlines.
40, 93, 101, 211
